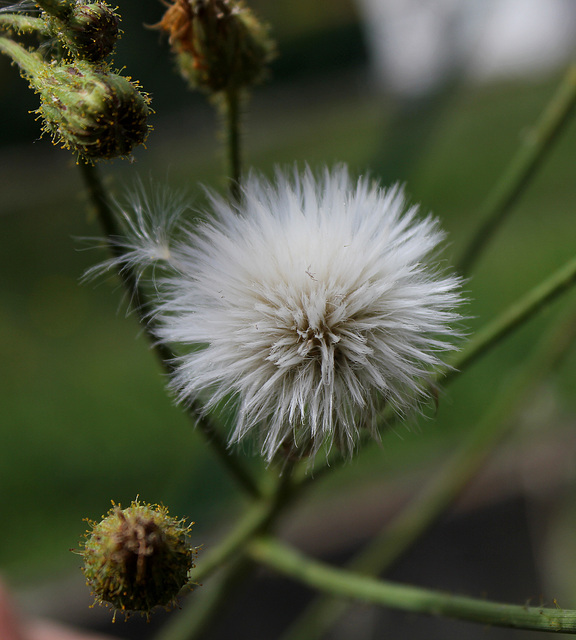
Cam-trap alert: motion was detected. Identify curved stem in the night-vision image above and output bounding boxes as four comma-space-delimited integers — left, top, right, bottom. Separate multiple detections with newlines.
251, 537, 576, 634
458, 63, 576, 275
156, 466, 298, 640
0, 35, 45, 74
281, 301, 576, 640
78, 162, 261, 499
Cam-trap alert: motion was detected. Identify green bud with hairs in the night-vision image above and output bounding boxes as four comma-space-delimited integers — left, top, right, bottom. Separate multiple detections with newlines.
46, 1, 121, 63
0, 37, 150, 160
38, 61, 150, 159
79, 499, 198, 618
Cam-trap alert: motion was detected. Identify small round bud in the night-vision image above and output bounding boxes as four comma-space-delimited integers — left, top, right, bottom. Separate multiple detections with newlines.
79, 499, 197, 618
36, 60, 151, 160
156, 0, 275, 94
58, 2, 121, 62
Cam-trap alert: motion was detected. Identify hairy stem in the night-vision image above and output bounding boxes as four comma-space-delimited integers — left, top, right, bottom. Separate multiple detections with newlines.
0, 14, 48, 34
0, 35, 45, 73
79, 162, 261, 499
251, 537, 576, 634
458, 63, 576, 274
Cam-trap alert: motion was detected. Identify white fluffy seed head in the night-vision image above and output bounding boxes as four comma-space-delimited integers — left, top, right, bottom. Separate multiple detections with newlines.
113, 166, 463, 462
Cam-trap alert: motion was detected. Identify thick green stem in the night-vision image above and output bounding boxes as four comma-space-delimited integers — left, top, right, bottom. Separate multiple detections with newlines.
0, 35, 45, 74
281, 301, 576, 640
458, 63, 576, 274
251, 537, 576, 634
79, 162, 261, 499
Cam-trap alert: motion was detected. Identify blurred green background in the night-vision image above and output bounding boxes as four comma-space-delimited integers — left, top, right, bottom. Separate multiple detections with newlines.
1, 0, 576, 634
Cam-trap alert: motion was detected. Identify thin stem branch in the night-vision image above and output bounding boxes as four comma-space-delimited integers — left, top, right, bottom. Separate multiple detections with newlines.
78, 161, 261, 499
458, 63, 576, 274
222, 88, 242, 202
446, 252, 576, 382
251, 537, 576, 634
161, 558, 255, 640
157, 467, 298, 640
281, 301, 576, 640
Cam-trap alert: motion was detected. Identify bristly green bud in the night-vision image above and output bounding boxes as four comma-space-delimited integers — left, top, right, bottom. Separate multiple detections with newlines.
155, 0, 275, 94
38, 61, 150, 160
79, 499, 198, 619
49, 2, 121, 62
0, 37, 150, 160
45, 65, 150, 160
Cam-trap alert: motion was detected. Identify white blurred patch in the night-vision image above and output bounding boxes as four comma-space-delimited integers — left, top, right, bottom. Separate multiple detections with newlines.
356, 0, 576, 96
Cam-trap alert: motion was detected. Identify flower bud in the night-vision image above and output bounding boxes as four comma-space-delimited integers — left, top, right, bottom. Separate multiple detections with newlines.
36, 60, 151, 160
56, 2, 121, 62
0, 28, 149, 160
156, 0, 275, 94
79, 499, 197, 618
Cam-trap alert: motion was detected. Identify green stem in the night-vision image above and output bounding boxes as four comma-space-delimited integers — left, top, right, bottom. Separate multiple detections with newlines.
0, 14, 48, 34
194, 502, 275, 584
458, 63, 576, 275
361, 308, 576, 570
281, 301, 576, 640
0, 35, 45, 75
79, 162, 261, 500
157, 468, 298, 640
193, 465, 296, 584
446, 252, 576, 381
160, 558, 255, 640
223, 88, 242, 202
251, 537, 576, 634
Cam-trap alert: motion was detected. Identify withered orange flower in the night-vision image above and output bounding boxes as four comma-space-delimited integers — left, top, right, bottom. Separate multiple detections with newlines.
155, 0, 195, 53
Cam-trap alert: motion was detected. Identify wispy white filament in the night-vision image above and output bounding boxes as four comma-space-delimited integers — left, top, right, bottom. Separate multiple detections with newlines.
112, 166, 463, 461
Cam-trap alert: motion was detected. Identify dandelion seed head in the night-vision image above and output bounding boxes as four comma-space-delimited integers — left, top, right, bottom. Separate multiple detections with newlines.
114, 166, 463, 462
